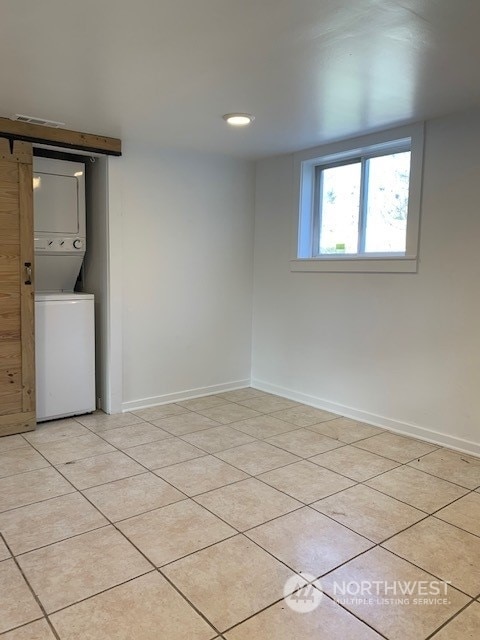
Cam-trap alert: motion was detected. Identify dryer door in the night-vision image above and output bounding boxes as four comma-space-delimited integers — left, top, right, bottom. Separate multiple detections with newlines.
33, 157, 86, 238
34, 172, 79, 234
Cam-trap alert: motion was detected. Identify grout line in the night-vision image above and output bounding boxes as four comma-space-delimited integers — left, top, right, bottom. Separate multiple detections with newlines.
52, 466, 221, 634
217, 576, 390, 640
423, 598, 477, 640
42, 569, 157, 617
11, 523, 112, 559
125, 426, 480, 606
348, 440, 441, 465
182, 447, 303, 476
88, 422, 338, 602
339, 444, 477, 490
61, 400, 480, 627
93, 430, 176, 447
0, 533, 62, 640
305, 450, 402, 479
10, 409, 480, 553
0, 462, 51, 481
131, 408, 192, 420
0, 487, 77, 516
400, 463, 479, 490
152, 530, 240, 570
0, 618, 50, 638
109, 496, 190, 525
362, 476, 476, 520
155, 493, 310, 574
170, 422, 480, 608
20, 436, 220, 636
378, 544, 476, 600
140, 418, 225, 436
3, 394, 480, 639
29, 428, 305, 634
73, 416, 150, 429
151, 436, 257, 457
270, 415, 341, 427
53, 469, 148, 492
431, 511, 480, 540
157, 530, 317, 633
0, 442, 32, 453
168, 470, 414, 617
171, 420, 298, 442
302, 424, 386, 443
14, 414, 480, 557
314, 590, 390, 640
354, 482, 441, 516
153, 531, 236, 571
32, 448, 119, 468
307, 515, 478, 626
61, 469, 152, 493
155, 567, 222, 637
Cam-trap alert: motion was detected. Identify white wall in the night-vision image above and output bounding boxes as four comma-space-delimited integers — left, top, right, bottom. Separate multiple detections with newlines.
252, 109, 480, 455
117, 143, 255, 409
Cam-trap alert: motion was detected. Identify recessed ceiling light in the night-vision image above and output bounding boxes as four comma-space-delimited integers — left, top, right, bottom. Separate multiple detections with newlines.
223, 113, 255, 126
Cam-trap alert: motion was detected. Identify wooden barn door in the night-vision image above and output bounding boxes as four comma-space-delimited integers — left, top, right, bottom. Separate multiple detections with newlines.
0, 138, 35, 436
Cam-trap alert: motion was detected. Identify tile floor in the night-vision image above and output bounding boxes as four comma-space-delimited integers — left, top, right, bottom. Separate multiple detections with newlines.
0, 388, 479, 639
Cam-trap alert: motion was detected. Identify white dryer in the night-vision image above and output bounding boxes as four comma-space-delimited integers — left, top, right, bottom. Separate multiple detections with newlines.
33, 156, 86, 292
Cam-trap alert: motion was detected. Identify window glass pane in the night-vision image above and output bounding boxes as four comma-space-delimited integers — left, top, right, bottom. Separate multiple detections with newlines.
318, 162, 361, 254
364, 151, 411, 253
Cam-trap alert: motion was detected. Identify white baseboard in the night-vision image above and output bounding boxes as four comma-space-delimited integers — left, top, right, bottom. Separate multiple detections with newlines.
122, 379, 251, 412
252, 378, 480, 458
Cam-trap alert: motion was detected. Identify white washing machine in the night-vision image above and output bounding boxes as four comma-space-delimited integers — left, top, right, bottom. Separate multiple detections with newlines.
35, 292, 95, 422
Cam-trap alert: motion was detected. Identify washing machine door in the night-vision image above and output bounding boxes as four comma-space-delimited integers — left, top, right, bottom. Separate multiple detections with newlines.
35, 254, 84, 292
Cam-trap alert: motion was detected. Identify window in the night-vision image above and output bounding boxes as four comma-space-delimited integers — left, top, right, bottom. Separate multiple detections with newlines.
293, 124, 424, 273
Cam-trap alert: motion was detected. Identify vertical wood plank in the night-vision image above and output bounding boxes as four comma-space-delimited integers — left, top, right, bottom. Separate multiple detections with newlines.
18, 146, 35, 413
0, 138, 35, 435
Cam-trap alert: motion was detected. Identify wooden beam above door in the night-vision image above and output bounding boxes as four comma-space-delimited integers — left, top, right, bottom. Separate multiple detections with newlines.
0, 118, 121, 156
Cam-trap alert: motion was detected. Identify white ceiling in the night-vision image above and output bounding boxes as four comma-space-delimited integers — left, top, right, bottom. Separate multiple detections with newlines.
1, 0, 480, 158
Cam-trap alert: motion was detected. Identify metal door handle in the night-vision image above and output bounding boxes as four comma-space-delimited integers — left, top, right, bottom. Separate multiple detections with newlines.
24, 262, 32, 285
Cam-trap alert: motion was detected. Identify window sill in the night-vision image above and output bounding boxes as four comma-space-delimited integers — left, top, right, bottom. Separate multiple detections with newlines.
290, 257, 417, 273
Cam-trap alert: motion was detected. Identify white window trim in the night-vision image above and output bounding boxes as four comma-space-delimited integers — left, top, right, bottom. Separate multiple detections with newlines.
291, 122, 425, 273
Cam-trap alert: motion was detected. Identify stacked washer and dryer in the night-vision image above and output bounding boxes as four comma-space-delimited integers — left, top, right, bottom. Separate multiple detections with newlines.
33, 157, 95, 422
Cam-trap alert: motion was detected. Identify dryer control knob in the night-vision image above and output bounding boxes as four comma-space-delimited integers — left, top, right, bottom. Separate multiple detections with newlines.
73, 239, 83, 249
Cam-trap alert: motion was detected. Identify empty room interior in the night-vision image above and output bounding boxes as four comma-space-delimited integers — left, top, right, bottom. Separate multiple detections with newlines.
1, 1, 480, 639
